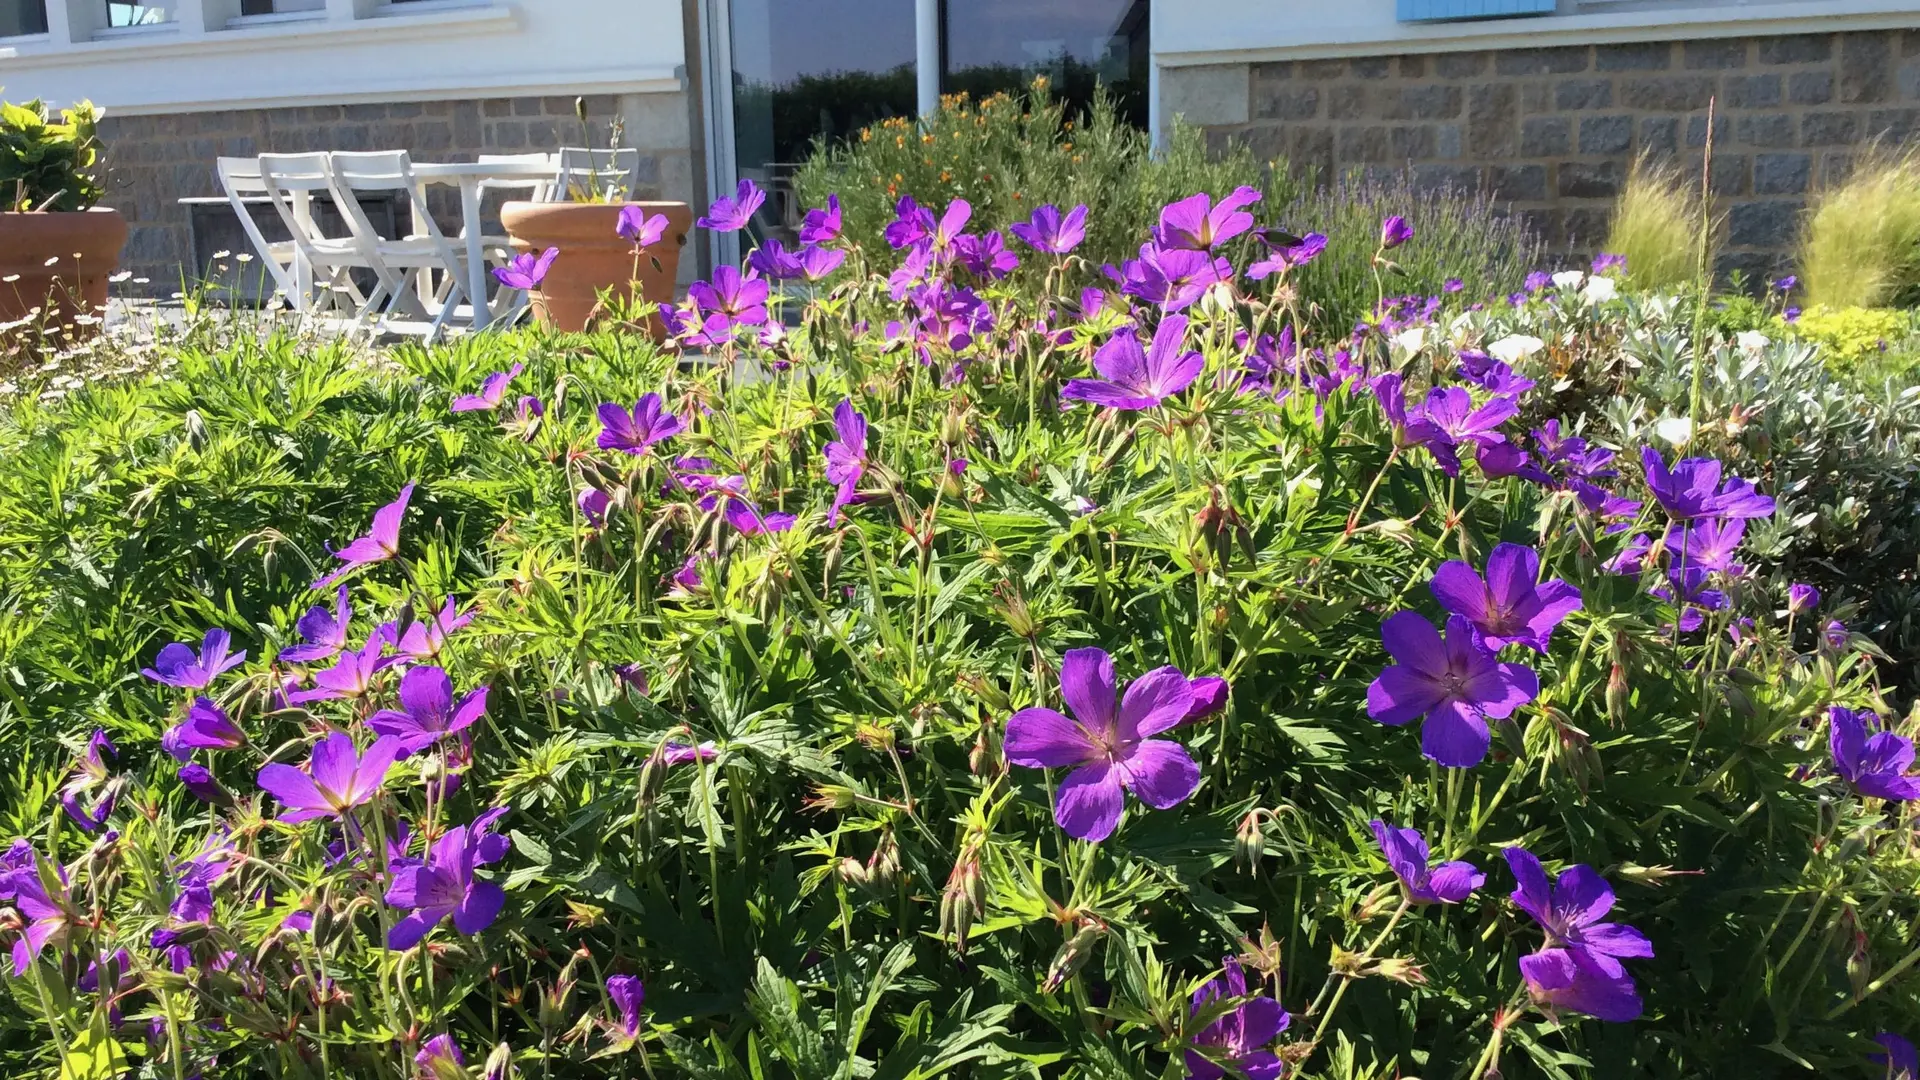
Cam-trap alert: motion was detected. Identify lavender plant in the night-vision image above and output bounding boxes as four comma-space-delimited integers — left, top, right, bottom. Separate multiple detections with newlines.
0, 177, 1913, 1080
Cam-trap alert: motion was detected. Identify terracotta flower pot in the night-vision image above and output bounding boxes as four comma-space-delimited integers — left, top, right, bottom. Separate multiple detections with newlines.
0, 207, 127, 345
498, 201, 692, 337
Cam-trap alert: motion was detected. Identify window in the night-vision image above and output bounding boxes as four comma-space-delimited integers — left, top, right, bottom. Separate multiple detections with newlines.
942, 0, 1150, 127
105, 2, 170, 26
1397, 0, 1555, 22
238, 0, 325, 13
1, 0, 49, 35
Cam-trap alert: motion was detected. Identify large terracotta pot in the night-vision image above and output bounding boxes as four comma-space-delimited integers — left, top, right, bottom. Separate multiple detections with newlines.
0, 207, 127, 345
498, 201, 692, 336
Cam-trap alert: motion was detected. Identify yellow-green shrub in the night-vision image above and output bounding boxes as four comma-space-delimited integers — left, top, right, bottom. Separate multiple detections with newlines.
1604, 157, 1708, 291
1780, 304, 1916, 367
1798, 149, 1920, 308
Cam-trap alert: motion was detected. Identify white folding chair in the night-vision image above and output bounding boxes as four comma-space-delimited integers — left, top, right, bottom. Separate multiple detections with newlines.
215, 156, 297, 304
554, 147, 640, 202
326, 150, 474, 341
256, 152, 378, 323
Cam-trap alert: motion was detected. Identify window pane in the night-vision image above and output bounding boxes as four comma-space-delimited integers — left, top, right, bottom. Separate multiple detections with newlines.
106, 2, 171, 25
728, 0, 917, 238
0, 0, 49, 35
943, 0, 1149, 127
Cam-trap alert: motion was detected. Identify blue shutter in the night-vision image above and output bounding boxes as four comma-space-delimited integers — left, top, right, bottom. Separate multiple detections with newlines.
1397, 0, 1556, 22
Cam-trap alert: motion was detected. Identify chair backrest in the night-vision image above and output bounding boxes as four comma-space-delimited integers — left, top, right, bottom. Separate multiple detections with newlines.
326, 150, 465, 269
256, 152, 353, 268
555, 147, 639, 202
215, 156, 294, 295
477, 152, 558, 203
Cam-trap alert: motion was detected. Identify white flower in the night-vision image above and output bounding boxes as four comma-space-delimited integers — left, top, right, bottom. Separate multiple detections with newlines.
1552, 270, 1586, 291
1487, 334, 1546, 364
1736, 329, 1769, 353
1581, 276, 1618, 304
1392, 327, 1428, 356
1654, 416, 1695, 448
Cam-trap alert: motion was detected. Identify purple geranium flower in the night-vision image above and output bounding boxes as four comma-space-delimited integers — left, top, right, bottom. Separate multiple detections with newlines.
1874, 1034, 1919, 1079
953, 230, 1019, 279
1640, 447, 1776, 521
177, 764, 225, 804
1061, 314, 1203, 411
1420, 388, 1518, 463
1185, 676, 1230, 721
1591, 252, 1626, 276
1108, 243, 1231, 312
579, 487, 611, 530
1788, 582, 1820, 614
1003, 647, 1201, 842
697, 178, 765, 232
616, 206, 668, 248
1153, 187, 1260, 251
451, 363, 523, 413
9, 853, 72, 975
1830, 706, 1920, 801
1605, 533, 1654, 576
367, 666, 488, 756
1650, 565, 1728, 632
1247, 230, 1327, 280
664, 740, 718, 765
688, 265, 769, 329
793, 243, 846, 282
59, 730, 118, 832
1366, 613, 1539, 768
1665, 517, 1746, 576
823, 399, 868, 525
798, 193, 841, 245
162, 697, 245, 761
1505, 846, 1652, 1023
493, 248, 557, 291
607, 973, 645, 1039
1009, 203, 1088, 255
1429, 543, 1582, 653
747, 238, 804, 281
1184, 957, 1288, 1080
415, 1034, 464, 1073
598, 393, 684, 455
1379, 215, 1414, 250
1369, 820, 1483, 904
287, 626, 393, 704
385, 808, 510, 949
314, 483, 414, 589
281, 586, 352, 665
256, 732, 403, 823
143, 628, 247, 689
390, 596, 473, 662
883, 195, 936, 250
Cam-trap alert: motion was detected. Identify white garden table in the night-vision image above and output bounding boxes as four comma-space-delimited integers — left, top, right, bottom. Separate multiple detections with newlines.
408, 159, 558, 331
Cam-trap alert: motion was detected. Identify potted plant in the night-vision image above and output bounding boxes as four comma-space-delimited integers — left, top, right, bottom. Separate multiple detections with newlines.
0, 98, 126, 344
498, 99, 692, 336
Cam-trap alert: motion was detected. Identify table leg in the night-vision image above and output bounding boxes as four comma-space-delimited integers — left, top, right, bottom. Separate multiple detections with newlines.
462, 178, 489, 330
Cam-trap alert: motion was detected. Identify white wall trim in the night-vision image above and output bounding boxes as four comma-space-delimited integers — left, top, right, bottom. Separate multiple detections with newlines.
1156, 1, 1920, 65
96, 71, 686, 116
0, 2, 512, 67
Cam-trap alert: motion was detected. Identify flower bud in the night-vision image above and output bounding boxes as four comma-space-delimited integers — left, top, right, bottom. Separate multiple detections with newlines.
939, 850, 985, 953
1605, 662, 1629, 725
484, 1041, 516, 1080
805, 784, 859, 813
184, 409, 208, 452
1373, 957, 1427, 986
969, 714, 1004, 780
836, 856, 870, 887
1042, 920, 1106, 993
1849, 931, 1872, 1000
1233, 809, 1268, 873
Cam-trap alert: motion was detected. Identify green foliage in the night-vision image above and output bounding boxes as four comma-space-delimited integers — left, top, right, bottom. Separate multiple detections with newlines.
0, 98, 105, 212
1603, 157, 1707, 292
1783, 304, 1919, 372
1799, 149, 1920, 309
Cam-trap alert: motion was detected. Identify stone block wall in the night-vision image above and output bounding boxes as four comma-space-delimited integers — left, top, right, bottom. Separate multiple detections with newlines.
95, 91, 696, 295
1160, 29, 1920, 279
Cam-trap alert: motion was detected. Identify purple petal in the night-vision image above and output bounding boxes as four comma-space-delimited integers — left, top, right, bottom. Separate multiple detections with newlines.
1552, 864, 1617, 927
1117, 666, 1195, 740
1053, 761, 1125, 842
256, 763, 325, 815
1429, 561, 1490, 624
1117, 738, 1200, 810
1420, 701, 1491, 768
1004, 708, 1094, 769
1379, 611, 1447, 676
1504, 846, 1552, 925
1366, 664, 1445, 726
1057, 648, 1117, 737
1425, 861, 1485, 903
452, 881, 506, 935
386, 907, 449, 950
307, 733, 359, 798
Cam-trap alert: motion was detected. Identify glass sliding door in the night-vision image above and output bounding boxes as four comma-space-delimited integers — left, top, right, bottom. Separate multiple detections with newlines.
943, 0, 1149, 126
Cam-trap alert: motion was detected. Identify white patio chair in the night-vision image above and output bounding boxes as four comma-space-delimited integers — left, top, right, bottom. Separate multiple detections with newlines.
554, 147, 640, 203
471, 152, 560, 327
214, 156, 297, 304
326, 149, 474, 341
255, 152, 379, 324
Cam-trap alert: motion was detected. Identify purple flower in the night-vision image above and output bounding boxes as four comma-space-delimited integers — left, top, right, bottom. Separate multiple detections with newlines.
390, 596, 473, 662
1379, 215, 1414, 250
798, 193, 842, 245
1009, 203, 1088, 255
823, 398, 868, 525
1640, 447, 1776, 521
793, 243, 846, 282
1524, 270, 1552, 293
663, 740, 718, 765
579, 487, 611, 530
747, 238, 804, 281
59, 729, 118, 832
177, 764, 225, 804
1505, 846, 1652, 1022
162, 697, 245, 761
616, 206, 668, 247
1420, 387, 1517, 450
1366, 613, 1539, 768
953, 231, 1019, 279
1590, 252, 1627, 276
1183, 957, 1288, 1080
1664, 517, 1747, 575
1650, 566, 1728, 632
1247, 230, 1327, 280
697, 178, 765, 232
1605, 533, 1653, 576
1371, 374, 1449, 457
1788, 582, 1820, 614
143, 628, 247, 689
598, 393, 685, 454
385, 808, 510, 949
314, 483, 414, 589
1825, 619, 1850, 650
608, 973, 646, 1039
1153, 187, 1260, 251
883, 195, 936, 249
451, 363, 523, 413
1830, 706, 1920, 801
1003, 648, 1202, 842
493, 247, 558, 291
1369, 820, 1483, 904
1108, 243, 1231, 312
1061, 315, 1202, 411
1184, 676, 1230, 722
927, 198, 973, 251
8, 853, 72, 975
1477, 441, 1551, 484
288, 626, 393, 703
415, 1034, 465, 1073
1773, 274, 1799, 293
256, 732, 403, 823
367, 666, 488, 756
688, 265, 769, 330
1873, 1033, 1919, 1079
1429, 543, 1582, 653
281, 586, 352, 664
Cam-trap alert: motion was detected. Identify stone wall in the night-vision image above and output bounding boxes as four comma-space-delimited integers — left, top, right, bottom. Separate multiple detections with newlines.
1160, 29, 1920, 279
95, 91, 696, 295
